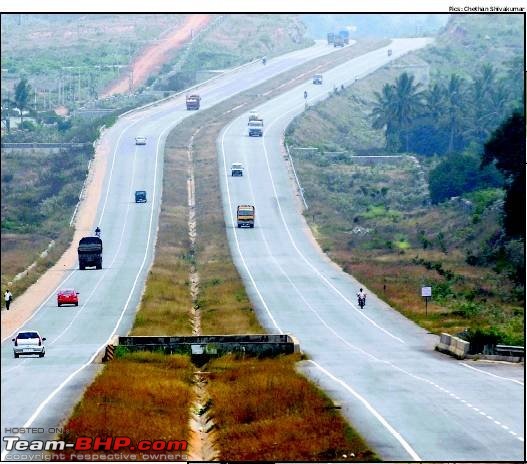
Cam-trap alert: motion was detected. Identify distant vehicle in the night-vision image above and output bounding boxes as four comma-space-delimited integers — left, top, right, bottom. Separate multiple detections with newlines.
339, 29, 350, 45
135, 190, 147, 203
387, 49, 393, 56
57, 288, 79, 307
333, 36, 345, 48
135, 136, 147, 145
231, 163, 244, 177
12, 331, 46, 358
78, 236, 103, 270
262, 56, 267, 65
186, 94, 201, 110
237, 205, 255, 228
248, 119, 264, 137
312, 74, 323, 85
327, 32, 335, 44
248, 111, 260, 122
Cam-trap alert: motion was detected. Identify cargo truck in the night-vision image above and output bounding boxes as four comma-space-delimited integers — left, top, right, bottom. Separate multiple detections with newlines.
339, 29, 350, 45
237, 205, 255, 228
78, 236, 103, 270
333, 36, 344, 48
186, 94, 201, 110
248, 119, 263, 137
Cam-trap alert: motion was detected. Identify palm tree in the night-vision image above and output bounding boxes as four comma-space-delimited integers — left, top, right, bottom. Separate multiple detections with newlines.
425, 82, 446, 124
371, 83, 399, 152
444, 73, 466, 153
392, 72, 424, 152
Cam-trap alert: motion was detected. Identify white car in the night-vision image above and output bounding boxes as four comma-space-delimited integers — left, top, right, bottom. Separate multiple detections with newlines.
135, 136, 147, 145
12, 330, 46, 358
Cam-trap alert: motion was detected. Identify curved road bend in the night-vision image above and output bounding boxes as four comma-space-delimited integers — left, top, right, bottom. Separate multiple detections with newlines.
1, 40, 349, 459
218, 38, 524, 461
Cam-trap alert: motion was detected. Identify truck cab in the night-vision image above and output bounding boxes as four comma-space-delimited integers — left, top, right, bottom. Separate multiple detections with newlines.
237, 205, 255, 228
186, 94, 201, 110
231, 163, 244, 177
312, 74, 323, 85
248, 119, 263, 137
135, 190, 147, 203
333, 36, 344, 48
248, 111, 259, 122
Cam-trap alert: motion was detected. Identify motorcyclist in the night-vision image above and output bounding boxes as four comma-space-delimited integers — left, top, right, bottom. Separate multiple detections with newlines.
95, 226, 101, 237
262, 56, 267, 65
304, 90, 308, 99
357, 288, 367, 308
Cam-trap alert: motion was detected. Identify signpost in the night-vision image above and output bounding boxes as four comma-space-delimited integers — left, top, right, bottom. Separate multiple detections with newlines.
421, 286, 432, 316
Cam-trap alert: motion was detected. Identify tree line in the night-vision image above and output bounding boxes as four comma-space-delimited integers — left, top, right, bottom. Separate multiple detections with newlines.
371, 64, 521, 157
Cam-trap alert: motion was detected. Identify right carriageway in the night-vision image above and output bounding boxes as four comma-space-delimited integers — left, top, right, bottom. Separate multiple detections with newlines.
217, 38, 525, 461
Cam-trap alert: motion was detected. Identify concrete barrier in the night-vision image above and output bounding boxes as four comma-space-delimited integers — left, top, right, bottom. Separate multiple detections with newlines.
115, 334, 300, 360
435, 332, 470, 359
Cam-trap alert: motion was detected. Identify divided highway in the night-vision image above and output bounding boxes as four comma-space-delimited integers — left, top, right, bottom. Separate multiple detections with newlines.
0, 41, 348, 460
218, 38, 524, 460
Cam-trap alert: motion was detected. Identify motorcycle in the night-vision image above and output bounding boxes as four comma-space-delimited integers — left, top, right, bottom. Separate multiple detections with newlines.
262, 57, 267, 65
358, 296, 366, 309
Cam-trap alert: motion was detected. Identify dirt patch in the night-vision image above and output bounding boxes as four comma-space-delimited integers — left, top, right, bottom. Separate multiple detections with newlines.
101, 14, 211, 97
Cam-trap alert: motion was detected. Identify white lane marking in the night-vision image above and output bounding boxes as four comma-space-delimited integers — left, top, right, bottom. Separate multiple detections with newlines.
221, 64, 524, 445
49, 144, 141, 346
220, 121, 282, 333
0, 115, 165, 462
460, 362, 524, 386
308, 360, 422, 461
250, 81, 406, 343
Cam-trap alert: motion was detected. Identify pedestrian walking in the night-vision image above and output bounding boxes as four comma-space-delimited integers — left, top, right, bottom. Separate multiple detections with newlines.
4, 289, 13, 311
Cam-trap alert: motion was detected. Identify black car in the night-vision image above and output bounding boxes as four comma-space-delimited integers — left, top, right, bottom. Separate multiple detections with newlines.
135, 190, 147, 203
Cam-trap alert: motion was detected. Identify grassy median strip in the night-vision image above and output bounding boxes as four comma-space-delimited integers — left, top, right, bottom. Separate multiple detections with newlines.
207, 354, 375, 461
61, 352, 194, 459
59, 42, 383, 460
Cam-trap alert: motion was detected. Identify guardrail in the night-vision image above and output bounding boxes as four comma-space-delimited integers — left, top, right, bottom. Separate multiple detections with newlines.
1, 142, 91, 149
495, 344, 524, 358
108, 334, 300, 361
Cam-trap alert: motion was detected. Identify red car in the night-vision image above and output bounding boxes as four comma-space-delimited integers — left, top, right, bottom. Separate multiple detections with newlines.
57, 289, 79, 307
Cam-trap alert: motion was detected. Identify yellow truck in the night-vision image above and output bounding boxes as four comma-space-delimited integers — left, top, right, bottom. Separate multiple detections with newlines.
237, 205, 255, 228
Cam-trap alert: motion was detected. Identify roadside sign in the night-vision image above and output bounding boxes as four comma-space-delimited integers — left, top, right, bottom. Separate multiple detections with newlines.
421, 286, 432, 297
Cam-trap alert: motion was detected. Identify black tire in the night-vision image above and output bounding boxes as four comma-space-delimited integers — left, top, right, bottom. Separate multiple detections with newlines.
39, 353, 45, 358
14, 353, 19, 359
237, 224, 241, 228
58, 303, 61, 307
79, 264, 85, 270
250, 224, 254, 228
75, 302, 78, 307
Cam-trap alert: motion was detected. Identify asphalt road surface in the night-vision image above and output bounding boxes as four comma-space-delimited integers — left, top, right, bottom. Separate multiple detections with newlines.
217, 38, 525, 461
0, 41, 348, 460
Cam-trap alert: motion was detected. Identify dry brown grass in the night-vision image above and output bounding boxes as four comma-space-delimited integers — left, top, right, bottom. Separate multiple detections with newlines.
60, 352, 194, 461
207, 354, 376, 461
